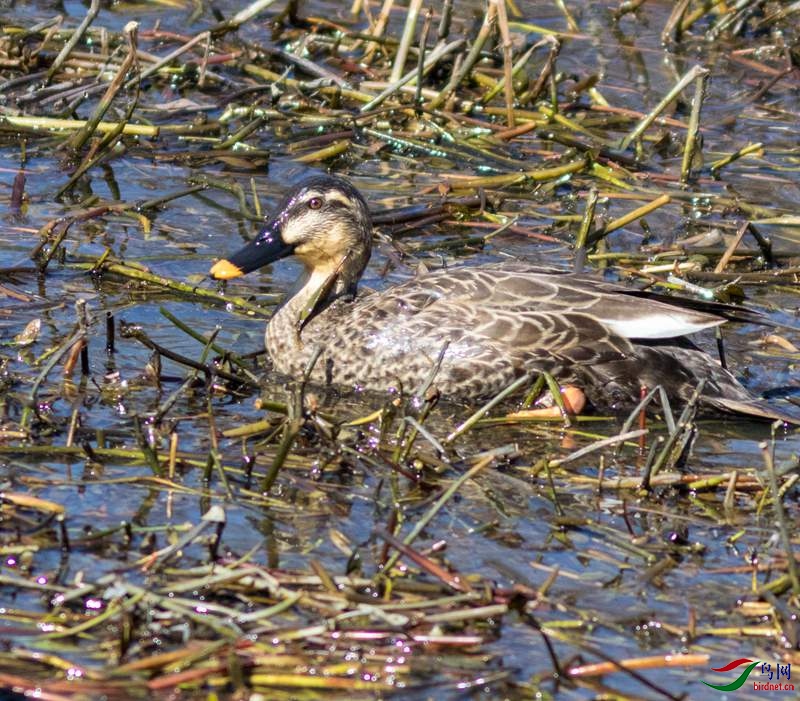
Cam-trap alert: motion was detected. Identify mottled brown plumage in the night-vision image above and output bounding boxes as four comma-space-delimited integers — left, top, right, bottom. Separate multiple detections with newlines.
210, 175, 797, 423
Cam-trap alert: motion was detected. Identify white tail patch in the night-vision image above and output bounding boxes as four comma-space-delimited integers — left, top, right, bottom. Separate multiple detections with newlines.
603, 313, 725, 339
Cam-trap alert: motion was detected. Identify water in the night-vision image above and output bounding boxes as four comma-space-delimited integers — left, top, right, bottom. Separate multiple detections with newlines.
0, 1, 798, 698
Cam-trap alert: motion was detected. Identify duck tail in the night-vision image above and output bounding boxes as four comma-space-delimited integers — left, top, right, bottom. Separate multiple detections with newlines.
704, 397, 800, 426
623, 290, 776, 327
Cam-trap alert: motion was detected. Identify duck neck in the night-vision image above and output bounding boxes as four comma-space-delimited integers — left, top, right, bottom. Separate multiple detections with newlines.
272, 260, 354, 335
283, 268, 335, 318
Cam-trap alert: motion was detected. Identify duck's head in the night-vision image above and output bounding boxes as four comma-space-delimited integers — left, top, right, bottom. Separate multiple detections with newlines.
209, 175, 372, 297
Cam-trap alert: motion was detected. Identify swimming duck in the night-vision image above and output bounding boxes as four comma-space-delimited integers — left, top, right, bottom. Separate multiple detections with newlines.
210, 174, 797, 423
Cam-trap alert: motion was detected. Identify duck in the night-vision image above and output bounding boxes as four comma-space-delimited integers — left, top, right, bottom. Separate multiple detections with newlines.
210, 174, 798, 424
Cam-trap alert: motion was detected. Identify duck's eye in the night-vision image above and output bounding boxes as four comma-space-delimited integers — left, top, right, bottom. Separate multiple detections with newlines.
308, 197, 323, 210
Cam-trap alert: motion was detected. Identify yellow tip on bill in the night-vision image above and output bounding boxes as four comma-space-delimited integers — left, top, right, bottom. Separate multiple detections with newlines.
209, 259, 243, 280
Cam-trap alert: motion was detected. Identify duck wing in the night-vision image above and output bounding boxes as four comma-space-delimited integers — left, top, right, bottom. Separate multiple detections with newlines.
397, 264, 729, 340
474, 262, 771, 324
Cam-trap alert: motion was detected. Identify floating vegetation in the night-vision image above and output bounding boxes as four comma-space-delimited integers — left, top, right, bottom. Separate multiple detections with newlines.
0, 0, 799, 698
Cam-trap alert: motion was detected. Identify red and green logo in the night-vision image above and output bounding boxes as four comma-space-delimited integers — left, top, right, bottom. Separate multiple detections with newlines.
703, 658, 760, 691
703, 658, 793, 692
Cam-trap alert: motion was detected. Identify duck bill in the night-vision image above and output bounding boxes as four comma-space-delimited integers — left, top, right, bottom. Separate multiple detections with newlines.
209, 221, 293, 280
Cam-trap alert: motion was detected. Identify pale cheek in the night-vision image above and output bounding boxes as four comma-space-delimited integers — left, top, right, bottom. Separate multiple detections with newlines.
282, 216, 312, 245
